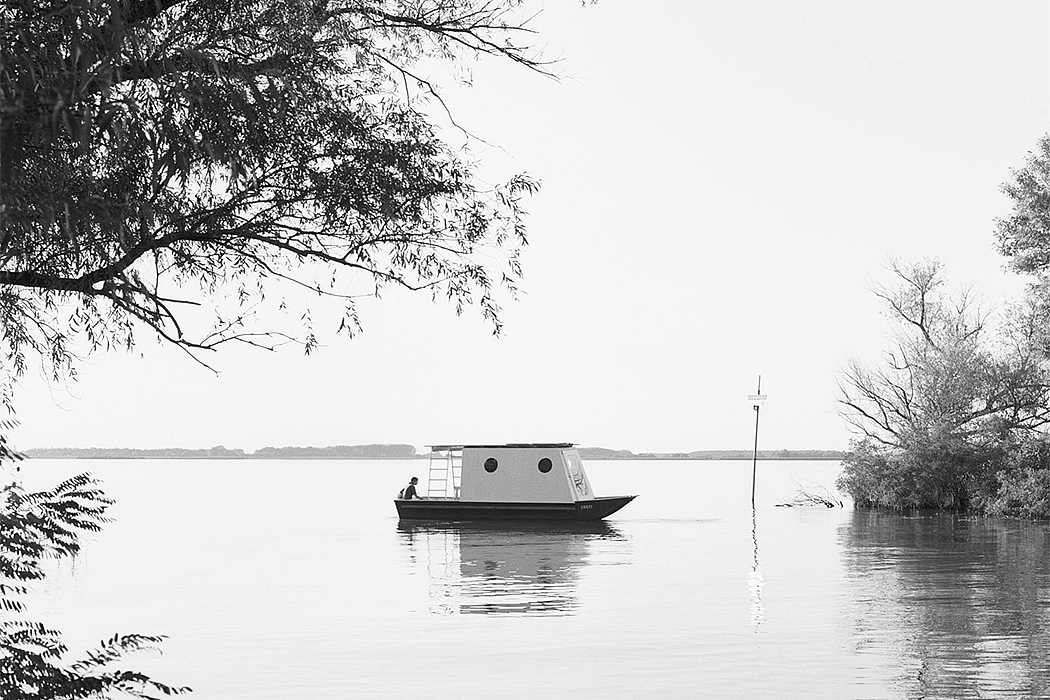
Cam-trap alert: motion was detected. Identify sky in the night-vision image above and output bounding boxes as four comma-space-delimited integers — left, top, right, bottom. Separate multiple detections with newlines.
10, 0, 1050, 454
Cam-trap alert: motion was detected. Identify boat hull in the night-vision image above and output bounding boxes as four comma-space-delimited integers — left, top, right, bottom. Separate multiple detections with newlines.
394, 495, 636, 521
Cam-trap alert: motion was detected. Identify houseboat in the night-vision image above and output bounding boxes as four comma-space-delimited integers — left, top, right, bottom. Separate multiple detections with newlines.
394, 443, 636, 521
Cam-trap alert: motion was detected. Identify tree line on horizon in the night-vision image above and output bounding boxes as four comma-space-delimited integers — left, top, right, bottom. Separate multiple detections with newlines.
19, 444, 848, 460
21, 443, 420, 460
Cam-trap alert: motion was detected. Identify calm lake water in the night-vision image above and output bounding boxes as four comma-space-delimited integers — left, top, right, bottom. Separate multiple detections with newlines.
17, 458, 1050, 699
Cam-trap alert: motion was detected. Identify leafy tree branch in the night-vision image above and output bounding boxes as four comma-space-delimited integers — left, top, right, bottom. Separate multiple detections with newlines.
2, 0, 547, 382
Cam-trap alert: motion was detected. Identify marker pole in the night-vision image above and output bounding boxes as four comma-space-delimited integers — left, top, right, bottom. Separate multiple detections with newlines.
748, 376, 766, 507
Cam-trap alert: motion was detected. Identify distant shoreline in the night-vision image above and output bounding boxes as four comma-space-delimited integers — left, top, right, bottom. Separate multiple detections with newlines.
20, 445, 847, 461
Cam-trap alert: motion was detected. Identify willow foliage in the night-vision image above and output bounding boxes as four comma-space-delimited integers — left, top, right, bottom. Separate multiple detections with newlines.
1, 0, 544, 379
996, 135, 1050, 277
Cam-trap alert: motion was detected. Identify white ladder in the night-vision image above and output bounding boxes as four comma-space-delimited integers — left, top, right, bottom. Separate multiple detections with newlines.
427, 447, 462, 499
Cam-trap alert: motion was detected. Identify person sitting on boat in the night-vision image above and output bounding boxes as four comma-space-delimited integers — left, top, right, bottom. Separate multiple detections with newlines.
399, 477, 421, 500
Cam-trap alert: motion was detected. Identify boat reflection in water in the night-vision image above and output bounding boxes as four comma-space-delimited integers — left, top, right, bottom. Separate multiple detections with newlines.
397, 521, 628, 616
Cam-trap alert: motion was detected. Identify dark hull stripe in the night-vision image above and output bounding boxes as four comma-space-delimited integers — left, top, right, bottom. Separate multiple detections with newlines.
394, 495, 636, 521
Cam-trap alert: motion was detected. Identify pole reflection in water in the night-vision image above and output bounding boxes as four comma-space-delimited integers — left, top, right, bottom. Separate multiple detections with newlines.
747, 507, 764, 631
397, 522, 628, 616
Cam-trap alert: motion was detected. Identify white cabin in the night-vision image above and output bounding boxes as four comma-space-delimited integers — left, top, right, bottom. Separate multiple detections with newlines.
426, 443, 595, 503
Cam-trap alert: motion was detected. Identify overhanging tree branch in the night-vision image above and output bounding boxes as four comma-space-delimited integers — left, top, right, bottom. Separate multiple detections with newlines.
1, 0, 546, 382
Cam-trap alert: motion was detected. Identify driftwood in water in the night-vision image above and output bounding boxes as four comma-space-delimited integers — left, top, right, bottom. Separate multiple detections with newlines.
776, 483, 843, 508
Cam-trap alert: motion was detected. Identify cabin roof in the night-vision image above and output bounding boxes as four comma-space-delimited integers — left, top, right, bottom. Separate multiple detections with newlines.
428, 443, 575, 451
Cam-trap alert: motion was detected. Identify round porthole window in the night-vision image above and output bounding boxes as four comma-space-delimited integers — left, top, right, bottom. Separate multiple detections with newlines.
484, 457, 498, 473
538, 457, 553, 473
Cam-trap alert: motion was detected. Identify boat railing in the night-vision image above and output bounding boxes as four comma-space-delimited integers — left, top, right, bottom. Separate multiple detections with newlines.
426, 447, 462, 500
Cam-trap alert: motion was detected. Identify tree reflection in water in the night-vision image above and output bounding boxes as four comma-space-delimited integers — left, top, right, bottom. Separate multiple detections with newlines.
840, 511, 1050, 699
397, 522, 628, 616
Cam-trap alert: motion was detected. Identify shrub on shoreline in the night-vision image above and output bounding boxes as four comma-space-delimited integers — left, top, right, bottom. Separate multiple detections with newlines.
979, 438, 1050, 519
839, 436, 1050, 518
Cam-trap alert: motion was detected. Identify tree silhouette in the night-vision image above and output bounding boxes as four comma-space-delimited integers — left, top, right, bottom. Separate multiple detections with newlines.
2, 0, 546, 381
